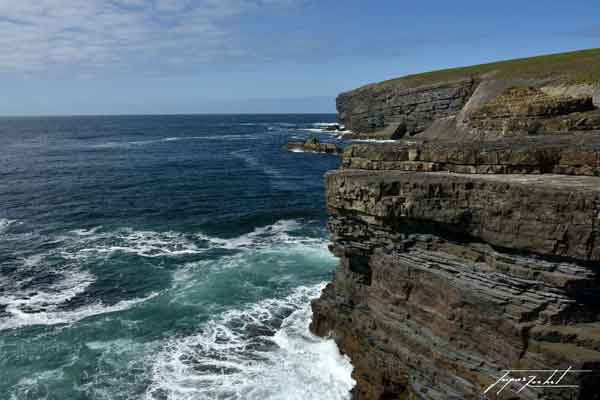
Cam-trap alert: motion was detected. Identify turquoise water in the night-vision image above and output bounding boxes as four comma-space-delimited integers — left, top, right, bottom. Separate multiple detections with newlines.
0, 115, 354, 400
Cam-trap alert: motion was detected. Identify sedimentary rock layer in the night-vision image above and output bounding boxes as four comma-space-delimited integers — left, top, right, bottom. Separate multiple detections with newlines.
342, 134, 600, 176
311, 169, 600, 399
320, 49, 600, 399
337, 79, 475, 136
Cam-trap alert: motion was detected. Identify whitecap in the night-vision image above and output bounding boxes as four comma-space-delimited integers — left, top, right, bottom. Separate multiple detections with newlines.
63, 228, 204, 260
195, 219, 326, 252
302, 128, 327, 133
349, 139, 398, 143
0, 291, 158, 331
312, 122, 340, 127
0, 218, 17, 233
145, 284, 355, 400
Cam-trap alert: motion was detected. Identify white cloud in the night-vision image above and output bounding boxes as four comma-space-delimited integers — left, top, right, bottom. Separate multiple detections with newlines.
0, 0, 303, 75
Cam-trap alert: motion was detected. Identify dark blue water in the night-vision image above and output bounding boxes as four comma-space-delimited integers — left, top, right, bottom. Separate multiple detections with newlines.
0, 115, 355, 400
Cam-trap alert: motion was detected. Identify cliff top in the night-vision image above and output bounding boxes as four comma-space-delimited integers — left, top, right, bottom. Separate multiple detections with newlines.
349, 48, 600, 93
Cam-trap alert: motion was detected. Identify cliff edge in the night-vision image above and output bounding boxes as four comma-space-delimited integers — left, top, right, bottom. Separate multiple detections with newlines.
337, 48, 600, 140
312, 49, 600, 399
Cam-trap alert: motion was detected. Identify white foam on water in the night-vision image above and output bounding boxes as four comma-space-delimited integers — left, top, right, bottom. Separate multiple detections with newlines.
70, 226, 103, 236
0, 290, 158, 331
9, 368, 65, 400
0, 218, 17, 233
62, 220, 324, 265
312, 123, 340, 127
91, 135, 257, 149
349, 139, 398, 143
195, 220, 326, 252
0, 260, 159, 331
0, 268, 95, 323
65, 228, 204, 259
145, 284, 355, 400
302, 128, 327, 133
1, 220, 328, 331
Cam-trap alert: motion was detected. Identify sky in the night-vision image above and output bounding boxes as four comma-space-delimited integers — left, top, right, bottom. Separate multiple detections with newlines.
1, 0, 599, 115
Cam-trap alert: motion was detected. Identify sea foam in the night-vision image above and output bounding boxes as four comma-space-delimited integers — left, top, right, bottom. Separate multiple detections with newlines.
0, 218, 17, 233
145, 284, 355, 400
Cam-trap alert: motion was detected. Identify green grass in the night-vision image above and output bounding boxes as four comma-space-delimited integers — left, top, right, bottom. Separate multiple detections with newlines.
357, 48, 600, 91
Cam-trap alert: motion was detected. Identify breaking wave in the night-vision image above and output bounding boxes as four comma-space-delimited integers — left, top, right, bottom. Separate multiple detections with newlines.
146, 284, 355, 400
0, 220, 330, 331
0, 218, 17, 233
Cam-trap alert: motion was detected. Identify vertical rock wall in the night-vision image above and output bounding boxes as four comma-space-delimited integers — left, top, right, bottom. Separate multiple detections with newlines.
336, 79, 475, 136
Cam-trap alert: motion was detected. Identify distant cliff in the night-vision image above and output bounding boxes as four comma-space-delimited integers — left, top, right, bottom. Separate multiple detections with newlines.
313, 49, 600, 399
336, 48, 600, 140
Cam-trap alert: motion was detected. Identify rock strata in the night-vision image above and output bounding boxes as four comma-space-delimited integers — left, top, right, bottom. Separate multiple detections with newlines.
341, 134, 600, 176
337, 79, 475, 137
312, 51, 600, 400
467, 87, 600, 135
312, 168, 600, 400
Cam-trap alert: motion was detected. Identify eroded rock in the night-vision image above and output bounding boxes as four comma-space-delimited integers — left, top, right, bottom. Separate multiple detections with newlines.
285, 137, 342, 155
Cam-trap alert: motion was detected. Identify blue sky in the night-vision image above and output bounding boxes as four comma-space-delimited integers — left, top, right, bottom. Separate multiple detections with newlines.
1, 0, 599, 115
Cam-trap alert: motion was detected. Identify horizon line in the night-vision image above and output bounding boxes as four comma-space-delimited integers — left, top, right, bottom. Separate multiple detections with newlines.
0, 112, 338, 119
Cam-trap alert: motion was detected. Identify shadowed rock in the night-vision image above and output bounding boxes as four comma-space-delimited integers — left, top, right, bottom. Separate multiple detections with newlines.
311, 49, 600, 400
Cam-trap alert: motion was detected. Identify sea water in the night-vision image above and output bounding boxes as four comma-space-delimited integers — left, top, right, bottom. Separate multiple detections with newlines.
0, 115, 354, 400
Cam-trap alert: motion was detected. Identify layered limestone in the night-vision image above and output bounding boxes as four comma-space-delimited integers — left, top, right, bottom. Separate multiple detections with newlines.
337, 79, 475, 137
467, 87, 600, 135
341, 134, 600, 176
336, 49, 600, 140
311, 169, 600, 399
317, 49, 600, 399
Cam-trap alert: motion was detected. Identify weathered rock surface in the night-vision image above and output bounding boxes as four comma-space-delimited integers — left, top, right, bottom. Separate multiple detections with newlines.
467, 87, 600, 135
285, 137, 342, 155
341, 134, 600, 176
337, 79, 475, 137
312, 169, 600, 399
316, 50, 600, 399
336, 53, 600, 141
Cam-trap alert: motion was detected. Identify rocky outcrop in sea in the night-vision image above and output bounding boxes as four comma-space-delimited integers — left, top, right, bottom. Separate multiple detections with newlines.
285, 137, 342, 155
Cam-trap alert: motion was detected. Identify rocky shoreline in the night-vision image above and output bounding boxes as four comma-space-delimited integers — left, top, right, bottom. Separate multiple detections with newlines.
285, 137, 343, 155
310, 52, 600, 399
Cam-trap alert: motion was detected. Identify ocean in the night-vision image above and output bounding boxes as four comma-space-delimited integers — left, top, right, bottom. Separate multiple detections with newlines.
0, 115, 355, 400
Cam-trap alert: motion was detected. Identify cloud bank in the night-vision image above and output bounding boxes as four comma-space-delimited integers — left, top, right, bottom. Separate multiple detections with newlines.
0, 0, 301, 75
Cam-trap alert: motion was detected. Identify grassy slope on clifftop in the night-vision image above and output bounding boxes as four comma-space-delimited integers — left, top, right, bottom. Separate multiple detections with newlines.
356, 48, 600, 91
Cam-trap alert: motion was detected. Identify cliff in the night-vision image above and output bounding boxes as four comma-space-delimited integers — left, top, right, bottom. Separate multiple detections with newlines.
311, 49, 600, 399
337, 49, 600, 139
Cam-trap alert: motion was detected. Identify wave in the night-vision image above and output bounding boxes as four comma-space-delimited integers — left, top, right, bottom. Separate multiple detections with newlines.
68, 228, 204, 259
196, 220, 326, 251
90, 135, 257, 149
0, 263, 157, 331
302, 128, 327, 133
0, 220, 329, 331
312, 122, 339, 127
349, 139, 398, 143
145, 284, 355, 400
0, 218, 17, 233
0, 292, 157, 331
65, 220, 324, 260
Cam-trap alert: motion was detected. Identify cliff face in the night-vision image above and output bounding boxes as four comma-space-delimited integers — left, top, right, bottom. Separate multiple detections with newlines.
337, 79, 475, 137
336, 49, 600, 140
312, 50, 600, 400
